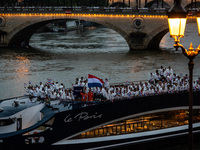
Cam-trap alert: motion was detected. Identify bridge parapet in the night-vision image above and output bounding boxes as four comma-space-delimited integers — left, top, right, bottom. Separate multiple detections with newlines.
0, 6, 168, 15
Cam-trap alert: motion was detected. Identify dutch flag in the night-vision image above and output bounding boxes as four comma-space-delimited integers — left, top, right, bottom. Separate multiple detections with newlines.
88, 74, 104, 88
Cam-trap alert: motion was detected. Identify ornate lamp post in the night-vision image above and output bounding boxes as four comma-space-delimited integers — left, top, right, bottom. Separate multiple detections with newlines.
167, 0, 200, 150
167, 0, 187, 51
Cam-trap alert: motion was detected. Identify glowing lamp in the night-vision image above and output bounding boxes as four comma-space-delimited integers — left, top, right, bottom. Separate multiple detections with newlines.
196, 12, 200, 36
168, 18, 186, 38
167, 0, 187, 50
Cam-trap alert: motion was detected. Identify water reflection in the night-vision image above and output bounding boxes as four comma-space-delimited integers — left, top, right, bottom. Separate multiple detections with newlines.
0, 25, 200, 99
14, 56, 31, 79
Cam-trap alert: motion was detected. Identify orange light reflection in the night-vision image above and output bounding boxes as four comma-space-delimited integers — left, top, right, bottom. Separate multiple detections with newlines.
14, 56, 31, 79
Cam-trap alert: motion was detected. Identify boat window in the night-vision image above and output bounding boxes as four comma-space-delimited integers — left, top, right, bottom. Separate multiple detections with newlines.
72, 109, 200, 139
23, 117, 55, 144
0, 119, 15, 126
23, 117, 55, 136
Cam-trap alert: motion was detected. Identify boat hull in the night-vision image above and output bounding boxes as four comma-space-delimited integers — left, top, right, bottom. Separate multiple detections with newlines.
1, 91, 200, 149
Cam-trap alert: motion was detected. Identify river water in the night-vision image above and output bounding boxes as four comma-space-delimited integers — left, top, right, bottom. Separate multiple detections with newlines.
1, 23, 200, 99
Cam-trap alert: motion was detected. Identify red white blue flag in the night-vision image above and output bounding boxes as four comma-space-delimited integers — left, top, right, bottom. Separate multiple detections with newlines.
88, 74, 104, 88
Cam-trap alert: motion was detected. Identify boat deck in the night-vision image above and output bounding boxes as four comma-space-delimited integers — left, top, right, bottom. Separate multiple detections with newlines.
0, 97, 42, 118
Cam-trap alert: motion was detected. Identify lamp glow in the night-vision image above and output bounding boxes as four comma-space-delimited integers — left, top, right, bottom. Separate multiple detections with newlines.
168, 18, 186, 38
167, 0, 187, 50
196, 17, 200, 36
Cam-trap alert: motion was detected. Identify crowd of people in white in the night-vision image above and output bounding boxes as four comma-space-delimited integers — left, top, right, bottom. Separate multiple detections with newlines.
25, 66, 200, 101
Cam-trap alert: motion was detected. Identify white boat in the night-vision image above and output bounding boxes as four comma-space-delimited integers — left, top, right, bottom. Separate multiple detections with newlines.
0, 97, 45, 134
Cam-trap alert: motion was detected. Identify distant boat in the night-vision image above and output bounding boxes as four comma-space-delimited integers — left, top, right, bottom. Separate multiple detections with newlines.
50, 20, 82, 32
52, 27, 65, 32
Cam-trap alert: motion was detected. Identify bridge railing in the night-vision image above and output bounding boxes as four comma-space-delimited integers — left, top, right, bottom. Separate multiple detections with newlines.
0, 6, 169, 14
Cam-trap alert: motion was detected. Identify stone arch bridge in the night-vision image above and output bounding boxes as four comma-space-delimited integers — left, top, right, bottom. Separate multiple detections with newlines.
0, 12, 195, 50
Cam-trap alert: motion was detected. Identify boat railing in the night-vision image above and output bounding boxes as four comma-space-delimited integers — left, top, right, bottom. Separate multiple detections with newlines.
57, 90, 200, 110
58, 100, 109, 110
1, 89, 200, 110
0, 95, 28, 102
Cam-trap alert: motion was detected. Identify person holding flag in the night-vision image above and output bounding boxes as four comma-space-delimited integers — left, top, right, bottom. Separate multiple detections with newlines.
87, 74, 104, 100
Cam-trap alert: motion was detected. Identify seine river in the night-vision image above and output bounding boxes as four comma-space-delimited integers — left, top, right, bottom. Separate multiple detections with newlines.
1, 23, 200, 149
1, 23, 200, 100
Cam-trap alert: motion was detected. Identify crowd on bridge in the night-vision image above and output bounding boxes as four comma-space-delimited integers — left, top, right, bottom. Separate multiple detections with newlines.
25, 66, 200, 103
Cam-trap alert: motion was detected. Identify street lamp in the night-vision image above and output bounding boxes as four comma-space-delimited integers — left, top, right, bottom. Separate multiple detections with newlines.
167, 0, 200, 150
167, 0, 187, 51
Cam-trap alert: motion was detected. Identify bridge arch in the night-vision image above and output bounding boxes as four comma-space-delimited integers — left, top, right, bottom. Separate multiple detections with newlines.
8, 20, 53, 47
144, 0, 170, 8
7, 15, 130, 49
146, 24, 169, 50
110, 2, 129, 7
